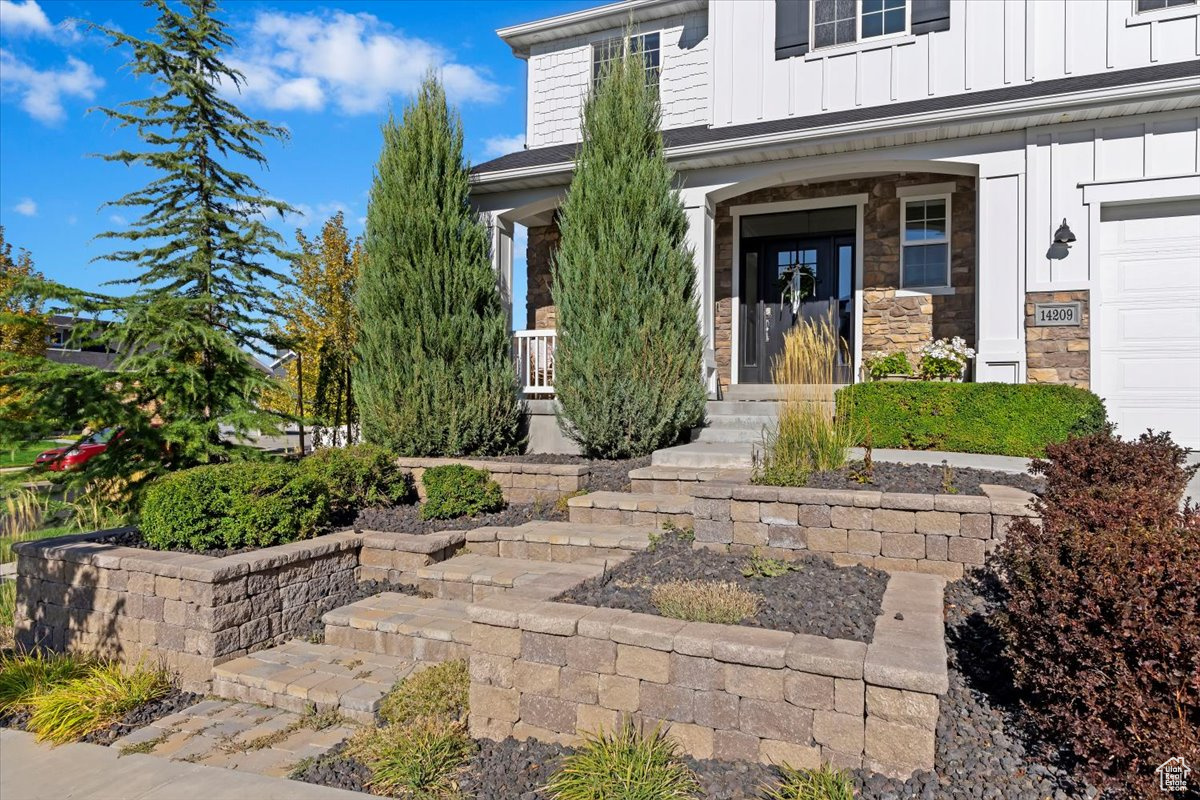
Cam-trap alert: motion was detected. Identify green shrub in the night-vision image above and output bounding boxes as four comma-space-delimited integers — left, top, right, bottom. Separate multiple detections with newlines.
650, 580, 761, 624
420, 464, 503, 520
835, 382, 1107, 457
761, 763, 856, 800
380, 660, 468, 726
864, 351, 912, 380
140, 461, 329, 551
296, 444, 413, 523
544, 721, 701, 800
27, 660, 171, 744
350, 715, 473, 799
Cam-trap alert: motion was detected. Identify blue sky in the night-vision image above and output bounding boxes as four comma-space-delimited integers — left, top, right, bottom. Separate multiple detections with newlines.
0, 0, 596, 315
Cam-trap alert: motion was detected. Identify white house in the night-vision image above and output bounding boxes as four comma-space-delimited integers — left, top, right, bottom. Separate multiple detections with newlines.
470, 0, 1200, 449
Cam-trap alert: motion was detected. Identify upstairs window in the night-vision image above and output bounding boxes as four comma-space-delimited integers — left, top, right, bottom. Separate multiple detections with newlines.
1135, 0, 1196, 12
813, 0, 907, 50
592, 32, 660, 88
901, 195, 951, 290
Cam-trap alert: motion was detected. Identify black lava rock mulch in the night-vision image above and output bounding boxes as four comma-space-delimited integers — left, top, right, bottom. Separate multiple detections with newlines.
353, 503, 565, 535
849, 572, 1101, 800
472, 454, 651, 493
290, 742, 373, 793
805, 461, 1043, 496
79, 689, 203, 745
554, 533, 888, 642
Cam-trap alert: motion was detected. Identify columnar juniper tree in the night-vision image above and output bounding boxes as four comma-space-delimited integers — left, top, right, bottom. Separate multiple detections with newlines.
552, 43, 705, 458
354, 74, 521, 456
0, 0, 293, 502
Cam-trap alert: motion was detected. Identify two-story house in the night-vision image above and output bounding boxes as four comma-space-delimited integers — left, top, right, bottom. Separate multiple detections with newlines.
470, 0, 1200, 449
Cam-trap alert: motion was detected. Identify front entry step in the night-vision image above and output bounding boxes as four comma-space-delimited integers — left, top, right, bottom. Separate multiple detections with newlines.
211, 640, 417, 724
323, 592, 472, 662
565, 492, 693, 528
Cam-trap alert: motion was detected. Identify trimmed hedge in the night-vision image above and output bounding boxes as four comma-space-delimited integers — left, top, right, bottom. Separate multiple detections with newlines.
420, 464, 504, 520
835, 382, 1107, 457
140, 444, 411, 551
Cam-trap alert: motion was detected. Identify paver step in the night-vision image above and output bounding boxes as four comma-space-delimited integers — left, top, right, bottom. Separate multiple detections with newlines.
565, 491, 693, 528
357, 529, 466, 583
405, 552, 617, 602
323, 592, 472, 662
211, 640, 416, 724
628, 465, 751, 496
465, 520, 655, 561
651, 441, 757, 469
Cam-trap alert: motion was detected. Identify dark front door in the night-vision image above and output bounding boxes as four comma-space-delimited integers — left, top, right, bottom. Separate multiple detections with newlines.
738, 234, 855, 384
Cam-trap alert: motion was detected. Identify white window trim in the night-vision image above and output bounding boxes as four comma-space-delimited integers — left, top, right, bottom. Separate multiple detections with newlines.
899, 191, 953, 291
811, 0, 911, 54
590, 31, 661, 88
1127, 0, 1199, 25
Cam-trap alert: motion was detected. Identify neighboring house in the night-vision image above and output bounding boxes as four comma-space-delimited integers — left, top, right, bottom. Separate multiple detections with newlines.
470, 0, 1200, 449
44, 315, 119, 370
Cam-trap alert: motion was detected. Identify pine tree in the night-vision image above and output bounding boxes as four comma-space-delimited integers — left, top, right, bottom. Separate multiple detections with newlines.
354, 73, 521, 456
552, 44, 705, 458
86, 0, 293, 463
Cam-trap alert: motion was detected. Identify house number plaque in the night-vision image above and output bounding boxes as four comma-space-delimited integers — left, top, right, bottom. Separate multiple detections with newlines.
1033, 302, 1081, 327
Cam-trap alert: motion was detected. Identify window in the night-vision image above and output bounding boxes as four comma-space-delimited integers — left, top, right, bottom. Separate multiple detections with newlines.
901, 195, 951, 289
592, 32, 660, 87
1135, 0, 1196, 12
813, 0, 907, 50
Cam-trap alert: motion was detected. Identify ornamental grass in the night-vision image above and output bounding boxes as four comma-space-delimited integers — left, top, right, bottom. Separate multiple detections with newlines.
650, 579, 761, 625
761, 763, 856, 800
544, 720, 701, 800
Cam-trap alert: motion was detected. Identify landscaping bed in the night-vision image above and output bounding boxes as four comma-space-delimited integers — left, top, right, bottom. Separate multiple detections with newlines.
804, 461, 1043, 495
353, 503, 565, 535
77, 689, 202, 746
554, 531, 888, 642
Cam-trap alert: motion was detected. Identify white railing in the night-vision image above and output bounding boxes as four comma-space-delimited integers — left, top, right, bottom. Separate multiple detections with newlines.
513, 329, 556, 395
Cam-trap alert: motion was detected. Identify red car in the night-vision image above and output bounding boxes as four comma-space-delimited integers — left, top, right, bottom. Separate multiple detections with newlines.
35, 427, 124, 472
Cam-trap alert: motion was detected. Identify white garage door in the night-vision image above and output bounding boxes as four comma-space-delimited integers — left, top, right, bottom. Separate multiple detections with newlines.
1096, 199, 1200, 450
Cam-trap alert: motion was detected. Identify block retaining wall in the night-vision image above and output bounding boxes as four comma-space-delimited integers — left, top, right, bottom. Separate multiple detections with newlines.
397, 458, 590, 504
13, 529, 362, 691
466, 572, 948, 778
691, 483, 1037, 579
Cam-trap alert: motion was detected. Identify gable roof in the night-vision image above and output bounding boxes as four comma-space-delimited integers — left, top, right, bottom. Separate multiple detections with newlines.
472, 59, 1200, 179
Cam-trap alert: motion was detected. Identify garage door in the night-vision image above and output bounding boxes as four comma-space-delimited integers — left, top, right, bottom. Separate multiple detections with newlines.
1096, 199, 1200, 450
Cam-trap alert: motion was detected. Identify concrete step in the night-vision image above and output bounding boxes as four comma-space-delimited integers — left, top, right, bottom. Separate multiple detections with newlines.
723, 384, 846, 401
706, 400, 782, 416
323, 592, 472, 662
465, 520, 655, 561
651, 441, 757, 469
403, 552, 618, 602
211, 640, 417, 724
701, 414, 779, 429
565, 491, 693, 528
689, 426, 767, 443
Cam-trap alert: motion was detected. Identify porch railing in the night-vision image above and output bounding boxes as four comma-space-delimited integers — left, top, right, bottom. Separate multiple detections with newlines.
513, 329, 556, 396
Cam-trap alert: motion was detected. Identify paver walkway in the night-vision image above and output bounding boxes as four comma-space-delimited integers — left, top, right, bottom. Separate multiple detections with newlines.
110, 698, 358, 779
0, 728, 362, 800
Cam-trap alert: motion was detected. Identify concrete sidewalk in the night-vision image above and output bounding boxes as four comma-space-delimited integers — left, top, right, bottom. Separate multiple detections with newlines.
0, 729, 362, 800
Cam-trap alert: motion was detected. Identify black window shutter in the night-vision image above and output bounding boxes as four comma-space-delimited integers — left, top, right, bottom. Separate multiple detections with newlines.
775, 0, 810, 60
911, 0, 951, 34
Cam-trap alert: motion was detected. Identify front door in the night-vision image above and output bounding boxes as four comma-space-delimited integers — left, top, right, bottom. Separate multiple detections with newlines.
738, 234, 854, 384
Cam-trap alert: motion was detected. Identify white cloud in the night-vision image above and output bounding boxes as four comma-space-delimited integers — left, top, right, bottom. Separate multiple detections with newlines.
0, 49, 103, 123
0, 0, 51, 36
14, 197, 36, 216
109, 214, 127, 225
483, 134, 526, 158
228, 9, 501, 115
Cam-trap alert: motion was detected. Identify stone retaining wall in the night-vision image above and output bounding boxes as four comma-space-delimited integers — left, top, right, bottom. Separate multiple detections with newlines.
690, 483, 1036, 579
466, 572, 947, 777
13, 530, 361, 691
396, 458, 590, 504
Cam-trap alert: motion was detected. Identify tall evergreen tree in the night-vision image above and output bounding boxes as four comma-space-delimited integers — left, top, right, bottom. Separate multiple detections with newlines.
0, 0, 293, 503
354, 74, 521, 456
552, 44, 705, 458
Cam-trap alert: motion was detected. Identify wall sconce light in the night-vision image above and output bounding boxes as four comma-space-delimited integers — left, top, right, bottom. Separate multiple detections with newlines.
1053, 219, 1076, 244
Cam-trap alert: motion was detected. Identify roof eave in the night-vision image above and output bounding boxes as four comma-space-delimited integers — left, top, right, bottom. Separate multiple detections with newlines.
497, 0, 706, 58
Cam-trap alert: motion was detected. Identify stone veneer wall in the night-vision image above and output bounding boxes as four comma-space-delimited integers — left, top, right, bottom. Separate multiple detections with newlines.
690, 483, 1036, 580
714, 174, 976, 386
1024, 290, 1090, 388
525, 220, 560, 330
396, 457, 590, 504
466, 574, 948, 778
13, 530, 361, 691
